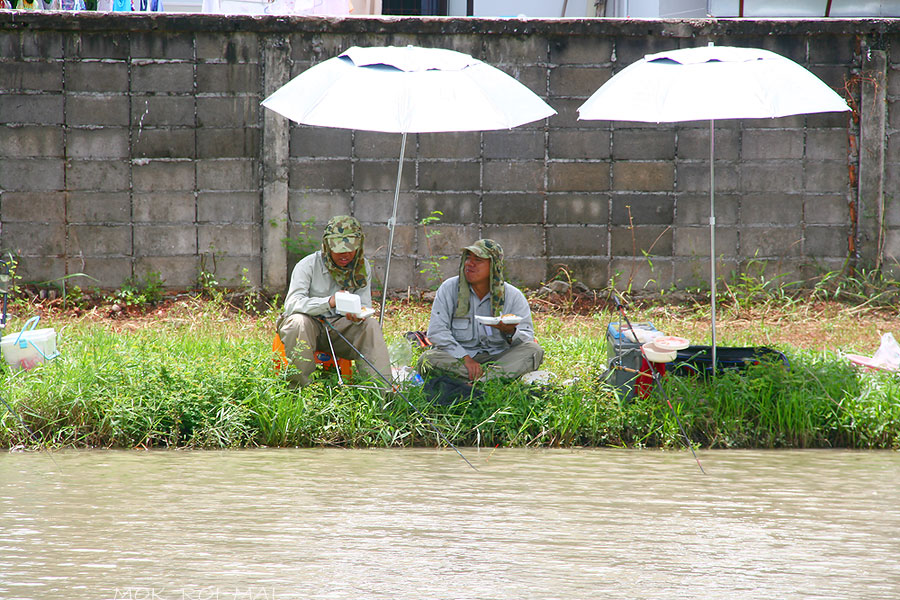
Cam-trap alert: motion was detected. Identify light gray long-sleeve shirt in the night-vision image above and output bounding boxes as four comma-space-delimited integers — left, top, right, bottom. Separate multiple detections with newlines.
426, 276, 535, 360
282, 251, 372, 318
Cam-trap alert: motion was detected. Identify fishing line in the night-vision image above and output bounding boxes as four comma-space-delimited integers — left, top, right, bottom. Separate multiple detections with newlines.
318, 316, 477, 471
613, 294, 705, 475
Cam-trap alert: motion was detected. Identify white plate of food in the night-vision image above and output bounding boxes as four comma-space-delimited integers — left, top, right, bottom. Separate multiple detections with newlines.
475, 315, 501, 326
355, 307, 376, 319
499, 314, 523, 324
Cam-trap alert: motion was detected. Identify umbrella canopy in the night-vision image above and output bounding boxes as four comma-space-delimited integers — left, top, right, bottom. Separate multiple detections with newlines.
263, 45, 556, 321
577, 44, 851, 367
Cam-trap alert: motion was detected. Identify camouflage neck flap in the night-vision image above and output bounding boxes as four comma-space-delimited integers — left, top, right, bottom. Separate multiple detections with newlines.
322, 216, 368, 290
454, 239, 506, 318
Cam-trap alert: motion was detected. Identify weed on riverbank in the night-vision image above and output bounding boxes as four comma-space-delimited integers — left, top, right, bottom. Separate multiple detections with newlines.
1, 294, 899, 451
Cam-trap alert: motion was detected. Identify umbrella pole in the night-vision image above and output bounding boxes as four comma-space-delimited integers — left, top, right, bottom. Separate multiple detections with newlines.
709, 119, 717, 373
379, 132, 407, 325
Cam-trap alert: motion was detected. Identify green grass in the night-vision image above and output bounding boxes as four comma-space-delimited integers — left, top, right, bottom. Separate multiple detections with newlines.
1, 299, 899, 451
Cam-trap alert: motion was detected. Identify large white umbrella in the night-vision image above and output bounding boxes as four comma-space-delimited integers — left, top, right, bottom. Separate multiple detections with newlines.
577, 44, 851, 369
263, 45, 556, 322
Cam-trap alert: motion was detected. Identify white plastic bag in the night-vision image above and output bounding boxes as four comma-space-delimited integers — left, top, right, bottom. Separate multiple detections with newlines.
871, 332, 900, 371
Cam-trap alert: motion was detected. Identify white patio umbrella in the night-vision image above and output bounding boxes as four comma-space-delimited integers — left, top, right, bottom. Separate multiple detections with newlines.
262, 45, 556, 323
577, 44, 851, 369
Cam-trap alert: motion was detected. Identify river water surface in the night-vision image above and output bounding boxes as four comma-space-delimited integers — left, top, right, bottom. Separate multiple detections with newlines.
1, 448, 899, 600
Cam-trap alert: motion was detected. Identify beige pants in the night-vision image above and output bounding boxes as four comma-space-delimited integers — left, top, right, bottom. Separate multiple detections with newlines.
417, 341, 544, 381
277, 313, 391, 388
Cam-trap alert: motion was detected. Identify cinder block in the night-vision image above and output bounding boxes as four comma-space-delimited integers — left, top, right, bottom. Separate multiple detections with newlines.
483, 130, 544, 160
805, 161, 849, 193
887, 131, 900, 163
67, 159, 129, 191
0, 31, 19, 60
197, 159, 257, 191
614, 37, 679, 65
808, 64, 849, 91
673, 226, 738, 258
547, 225, 606, 256
608, 257, 673, 292
610, 225, 672, 257
480, 225, 543, 257
882, 230, 900, 264
740, 163, 803, 193
744, 114, 806, 129
612, 162, 674, 192
67, 257, 132, 289
741, 130, 805, 160
889, 67, 900, 96
549, 97, 606, 129
132, 63, 194, 94
549, 129, 610, 160
352, 160, 413, 192
419, 162, 480, 192
292, 159, 352, 191
365, 224, 416, 257
353, 131, 409, 159
135, 256, 200, 288
353, 191, 417, 224
482, 35, 548, 65
549, 65, 611, 98
198, 191, 259, 223
805, 194, 848, 225
21, 30, 63, 59
413, 255, 456, 290
134, 224, 197, 255
135, 129, 197, 159
677, 127, 740, 160
503, 257, 548, 288
67, 95, 130, 127
197, 96, 258, 128
371, 256, 416, 290
199, 224, 260, 255
135, 192, 197, 223
132, 95, 196, 127
806, 129, 849, 160
65, 33, 129, 60
804, 225, 850, 257
740, 226, 803, 258
550, 37, 613, 65
288, 190, 351, 222
7, 62, 63, 91
65, 62, 128, 93
290, 127, 352, 159
201, 256, 261, 287
611, 194, 674, 225
67, 192, 130, 223
0, 125, 64, 158
411, 224, 478, 258
548, 161, 609, 192
675, 193, 739, 226
68, 224, 132, 256
418, 131, 481, 159
738, 193, 803, 226
133, 160, 195, 192
196, 32, 259, 63
613, 130, 676, 160
482, 193, 544, 224
131, 32, 194, 60
498, 66, 548, 104
198, 128, 259, 159
547, 193, 609, 224
66, 128, 129, 159
0, 192, 66, 222
485, 161, 546, 192
807, 111, 850, 129
676, 162, 738, 193
0, 94, 64, 126
547, 257, 608, 289
1, 158, 64, 191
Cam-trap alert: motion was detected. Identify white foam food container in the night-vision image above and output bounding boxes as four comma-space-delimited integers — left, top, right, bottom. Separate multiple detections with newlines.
334, 291, 362, 315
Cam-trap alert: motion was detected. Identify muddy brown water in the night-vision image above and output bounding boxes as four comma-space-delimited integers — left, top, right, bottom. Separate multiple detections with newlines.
1, 448, 898, 599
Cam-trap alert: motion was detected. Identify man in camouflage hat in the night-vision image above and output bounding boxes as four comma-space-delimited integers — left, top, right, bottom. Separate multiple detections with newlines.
277, 215, 391, 388
418, 239, 543, 382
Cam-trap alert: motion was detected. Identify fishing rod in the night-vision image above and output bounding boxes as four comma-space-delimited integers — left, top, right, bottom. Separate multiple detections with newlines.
317, 316, 478, 472
612, 293, 705, 475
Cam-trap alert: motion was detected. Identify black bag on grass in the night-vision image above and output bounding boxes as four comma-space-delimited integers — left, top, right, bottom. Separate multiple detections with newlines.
423, 374, 483, 406
671, 345, 789, 377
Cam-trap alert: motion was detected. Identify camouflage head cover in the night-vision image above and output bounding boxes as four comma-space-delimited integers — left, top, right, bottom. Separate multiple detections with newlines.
322, 215, 367, 290
454, 238, 506, 318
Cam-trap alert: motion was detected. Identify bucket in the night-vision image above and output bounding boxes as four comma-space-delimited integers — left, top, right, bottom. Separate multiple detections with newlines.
1, 316, 60, 371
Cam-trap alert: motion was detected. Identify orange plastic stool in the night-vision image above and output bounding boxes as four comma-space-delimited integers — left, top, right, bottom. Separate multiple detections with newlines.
272, 333, 352, 377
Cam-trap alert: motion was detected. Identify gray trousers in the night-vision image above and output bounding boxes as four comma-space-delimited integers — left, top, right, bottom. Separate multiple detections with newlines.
277, 313, 391, 387
417, 341, 544, 381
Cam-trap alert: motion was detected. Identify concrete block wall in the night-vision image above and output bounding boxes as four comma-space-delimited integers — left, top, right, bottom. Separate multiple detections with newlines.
1, 14, 897, 294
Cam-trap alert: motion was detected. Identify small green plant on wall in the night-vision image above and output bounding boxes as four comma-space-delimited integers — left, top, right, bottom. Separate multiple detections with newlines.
281, 218, 319, 259
419, 210, 448, 290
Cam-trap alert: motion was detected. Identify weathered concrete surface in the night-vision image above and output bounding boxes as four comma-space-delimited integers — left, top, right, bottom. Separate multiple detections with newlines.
1, 13, 898, 293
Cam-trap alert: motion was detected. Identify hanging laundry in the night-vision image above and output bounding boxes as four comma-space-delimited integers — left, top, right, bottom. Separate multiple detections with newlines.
112, 0, 131, 10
